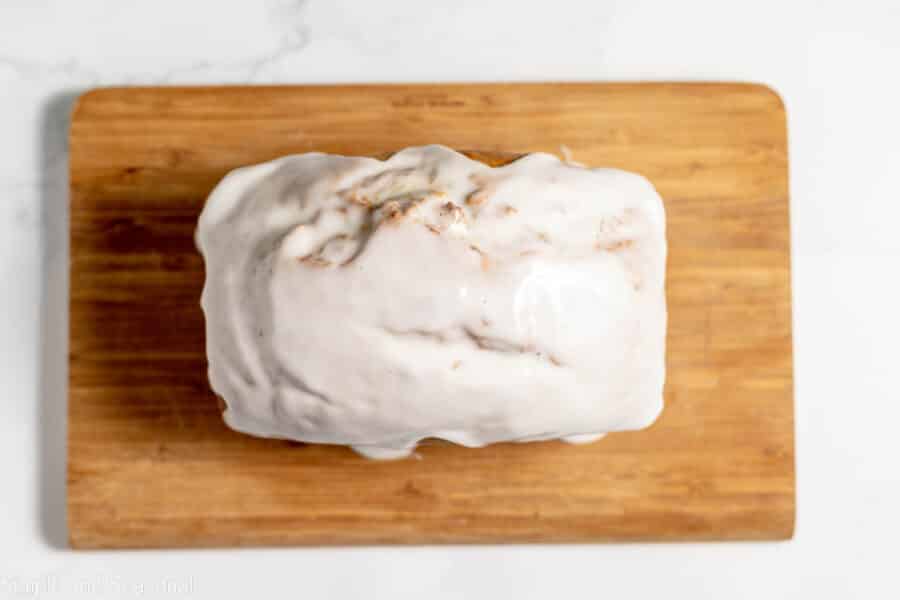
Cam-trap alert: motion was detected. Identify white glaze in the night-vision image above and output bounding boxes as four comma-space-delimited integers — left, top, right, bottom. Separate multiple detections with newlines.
197, 145, 667, 459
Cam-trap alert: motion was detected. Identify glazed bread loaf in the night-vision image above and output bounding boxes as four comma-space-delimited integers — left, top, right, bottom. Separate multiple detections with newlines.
197, 145, 667, 458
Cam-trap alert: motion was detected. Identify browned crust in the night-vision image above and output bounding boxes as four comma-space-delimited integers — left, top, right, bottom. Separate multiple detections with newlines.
375, 149, 524, 167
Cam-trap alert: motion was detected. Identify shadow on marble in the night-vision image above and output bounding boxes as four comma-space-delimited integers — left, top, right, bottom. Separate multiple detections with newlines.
38, 89, 83, 549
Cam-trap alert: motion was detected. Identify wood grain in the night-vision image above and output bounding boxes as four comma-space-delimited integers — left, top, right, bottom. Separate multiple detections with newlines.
67, 83, 794, 548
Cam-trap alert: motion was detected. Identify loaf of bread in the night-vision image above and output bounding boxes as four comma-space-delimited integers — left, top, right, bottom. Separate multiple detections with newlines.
197, 145, 667, 458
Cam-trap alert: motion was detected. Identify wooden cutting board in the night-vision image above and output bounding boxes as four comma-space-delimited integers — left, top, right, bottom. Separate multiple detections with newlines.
68, 83, 794, 549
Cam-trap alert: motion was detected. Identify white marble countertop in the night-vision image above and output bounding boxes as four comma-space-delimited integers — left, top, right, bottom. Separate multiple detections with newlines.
2, 0, 899, 598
